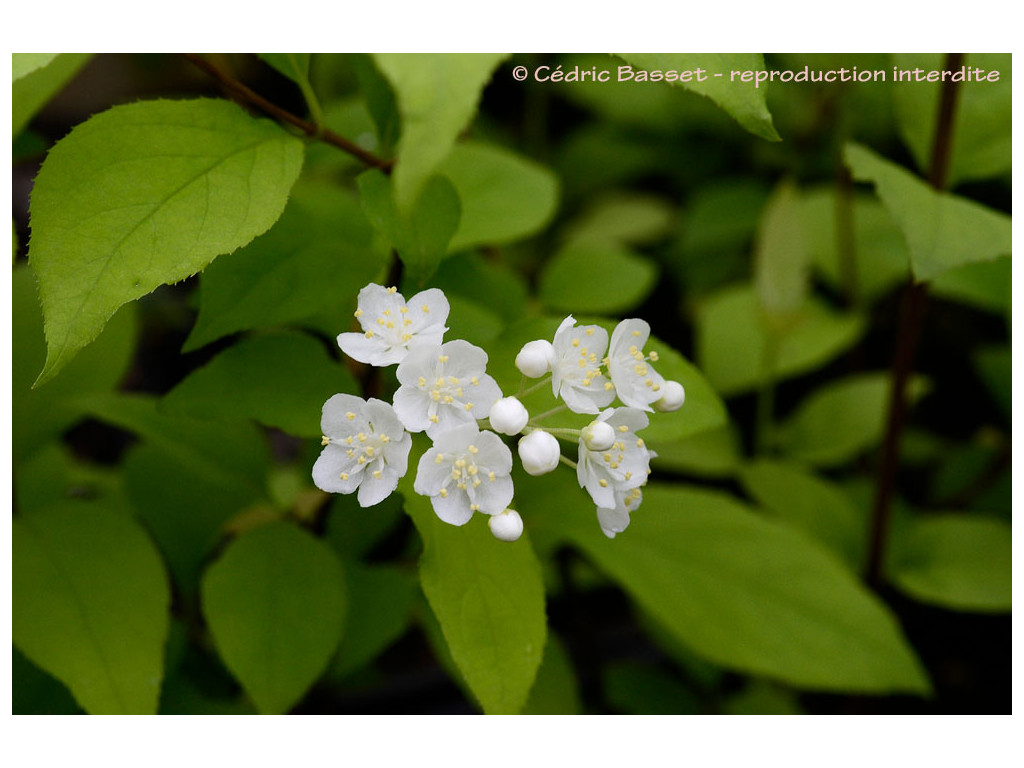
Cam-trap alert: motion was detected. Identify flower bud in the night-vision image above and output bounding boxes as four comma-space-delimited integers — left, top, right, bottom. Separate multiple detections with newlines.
488, 508, 524, 542
581, 419, 616, 451
518, 430, 561, 476
515, 339, 554, 378
653, 380, 686, 412
488, 396, 529, 435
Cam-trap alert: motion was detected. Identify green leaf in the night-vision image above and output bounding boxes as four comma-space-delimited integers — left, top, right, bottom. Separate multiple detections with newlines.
777, 373, 930, 467
754, 179, 809, 325
164, 330, 358, 438
614, 53, 780, 141
12, 265, 137, 460
185, 178, 381, 351
372, 53, 508, 212
433, 252, 530, 324
403, 475, 546, 714
650, 424, 742, 479
889, 514, 1011, 612
696, 284, 866, 397
604, 662, 701, 714
844, 142, 1011, 282
357, 169, 461, 288
738, 459, 866, 569
28, 98, 304, 384
891, 53, 1011, 186
545, 482, 929, 693
201, 522, 347, 714
13, 504, 171, 714
12, 53, 59, 81
802, 186, 910, 302
538, 240, 658, 314
439, 141, 559, 251
12, 53, 92, 137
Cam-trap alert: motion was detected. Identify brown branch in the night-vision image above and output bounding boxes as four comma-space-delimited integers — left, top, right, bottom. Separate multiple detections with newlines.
865, 53, 965, 588
183, 53, 393, 173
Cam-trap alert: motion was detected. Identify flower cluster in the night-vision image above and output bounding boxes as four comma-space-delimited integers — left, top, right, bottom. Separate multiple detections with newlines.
314, 283, 685, 541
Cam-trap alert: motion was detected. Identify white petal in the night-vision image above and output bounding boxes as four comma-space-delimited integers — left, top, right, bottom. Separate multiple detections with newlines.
312, 446, 361, 494
470, 474, 514, 514
405, 288, 450, 333
320, 393, 366, 436
431, 489, 475, 526
357, 466, 399, 507
415, 447, 454, 496
392, 387, 432, 433
597, 504, 631, 538
336, 331, 389, 365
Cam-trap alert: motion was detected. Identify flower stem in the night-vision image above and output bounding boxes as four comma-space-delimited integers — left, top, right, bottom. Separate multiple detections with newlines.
865, 52, 964, 588
524, 425, 580, 440
516, 375, 552, 399
530, 404, 568, 423
558, 455, 578, 470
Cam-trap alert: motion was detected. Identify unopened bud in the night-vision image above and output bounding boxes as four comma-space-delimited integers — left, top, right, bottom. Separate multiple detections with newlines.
489, 396, 529, 435
581, 419, 616, 451
515, 339, 554, 378
653, 380, 685, 412
518, 430, 561, 476
489, 508, 524, 542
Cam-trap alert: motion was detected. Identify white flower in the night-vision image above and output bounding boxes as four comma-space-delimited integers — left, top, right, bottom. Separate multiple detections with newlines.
550, 316, 616, 414
489, 508, 524, 542
414, 423, 514, 526
393, 339, 503, 438
576, 407, 652, 509
337, 283, 449, 366
489, 396, 529, 436
606, 319, 667, 411
518, 430, 561, 476
597, 487, 643, 539
515, 339, 554, 378
653, 380, 686, 412
312, 394, 412, 507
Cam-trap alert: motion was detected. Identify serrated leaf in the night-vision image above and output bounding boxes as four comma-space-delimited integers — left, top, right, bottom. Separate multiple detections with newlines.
28, 98, 304, 383
565, 193, 675, 246
538, 240, 658, 314
844, 142, 1011, 282
541, 481, 929, 694
12, 53, 92, 137
185, 179, 381, 351
891, 53, 1011, 186
13, 504, 171, 714
12, 265, 137, 461
777, 372, 930, 467
164, 330, 358, 438
696, 284, 866, 397
357, 169, 460, 288
201, 522, 347, 714
372, 53, 508, 212
889, 514, 1011, 612
12, 53, 59, 81
439, 141, 559, 251
614, 53, 780, 141
930, 256, 1012, 315
403, 476, 546, 714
